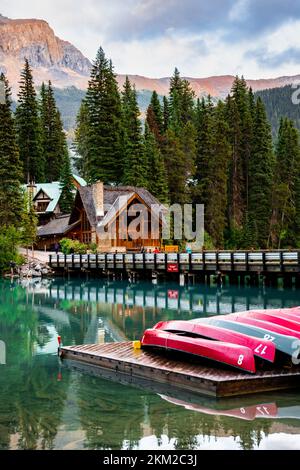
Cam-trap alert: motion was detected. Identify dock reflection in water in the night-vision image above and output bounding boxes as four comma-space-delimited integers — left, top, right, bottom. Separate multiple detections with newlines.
1, 278, 300, 450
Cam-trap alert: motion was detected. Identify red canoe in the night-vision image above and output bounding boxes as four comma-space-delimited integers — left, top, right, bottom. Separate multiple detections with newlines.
196, 317, 299, 357
141, 328, 256, 373
237, 309, 300, 324
229, 311, 300, 333
226, 314, 300, 339
153, 320, 275, 362
246, 307, 300, 318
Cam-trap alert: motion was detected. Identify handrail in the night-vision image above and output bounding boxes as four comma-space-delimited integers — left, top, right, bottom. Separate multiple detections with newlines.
49, 250, 300, 270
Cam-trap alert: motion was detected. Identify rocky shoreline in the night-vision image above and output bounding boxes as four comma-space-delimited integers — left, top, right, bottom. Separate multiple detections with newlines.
5, 259, 53, 279
17, 260, 54, 278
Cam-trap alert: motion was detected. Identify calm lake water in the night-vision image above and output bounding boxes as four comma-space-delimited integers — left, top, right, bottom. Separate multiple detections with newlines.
1, 277, 300, 450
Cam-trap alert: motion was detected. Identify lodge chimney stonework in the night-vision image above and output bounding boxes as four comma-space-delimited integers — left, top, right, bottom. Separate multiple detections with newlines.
93, 181, 104, 220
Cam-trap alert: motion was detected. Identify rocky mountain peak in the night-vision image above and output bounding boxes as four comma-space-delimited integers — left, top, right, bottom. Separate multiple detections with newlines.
0, 15, 91, 91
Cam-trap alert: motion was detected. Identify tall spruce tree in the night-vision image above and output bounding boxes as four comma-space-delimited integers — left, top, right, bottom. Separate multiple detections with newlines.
163, 96, 170, 132
225, 77, 254, 232
270, 118, 300, 247
59, 157, 75, 214
146, 91, 164, 147
0, 74, 23, 227
202, 102, 230, 248
73, 101, 89, 178
122, 76, 147, 186
21, 191, 38, 250
163, 129, 187, 204
39, 81, 69, 182
194, 96, 214, 204
163, 69, 196, 203
144, 123, 169, 204
247, 97, 274, 247
194, 98, 230, 247
78, 47, 123, 184
149, 91, 163, 133
15, 59, 44, 182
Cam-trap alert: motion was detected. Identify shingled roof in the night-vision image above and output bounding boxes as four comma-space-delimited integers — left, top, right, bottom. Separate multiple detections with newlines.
77, 185, 166, 229
37, 215, 78, 237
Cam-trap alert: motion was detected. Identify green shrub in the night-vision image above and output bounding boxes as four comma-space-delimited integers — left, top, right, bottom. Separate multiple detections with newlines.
72, 240, 87, 254
60, 238, 88, 254
0, 226, 22, 273
88, 242, 98, 254
60, 238, 74, 254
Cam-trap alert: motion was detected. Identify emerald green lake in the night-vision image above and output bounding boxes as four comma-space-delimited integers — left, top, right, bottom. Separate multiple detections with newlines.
1, 278, 300, 450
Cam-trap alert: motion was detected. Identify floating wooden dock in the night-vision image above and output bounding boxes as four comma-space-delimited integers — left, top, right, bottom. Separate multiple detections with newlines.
60, 342, 300, 398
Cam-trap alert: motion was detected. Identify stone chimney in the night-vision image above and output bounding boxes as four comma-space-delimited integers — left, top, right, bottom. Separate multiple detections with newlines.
92, 181, 104, 219
27, 181, 37, 200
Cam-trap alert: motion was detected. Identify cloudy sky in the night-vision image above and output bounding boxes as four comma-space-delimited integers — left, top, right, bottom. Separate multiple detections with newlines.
2, 0, 300, 78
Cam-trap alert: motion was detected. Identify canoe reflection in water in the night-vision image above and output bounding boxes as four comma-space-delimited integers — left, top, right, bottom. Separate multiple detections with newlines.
159, 396, 279, 421
63, 359, 300, 423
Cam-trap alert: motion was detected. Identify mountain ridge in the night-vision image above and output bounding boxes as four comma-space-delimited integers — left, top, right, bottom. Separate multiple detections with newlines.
1, 14, 300, 99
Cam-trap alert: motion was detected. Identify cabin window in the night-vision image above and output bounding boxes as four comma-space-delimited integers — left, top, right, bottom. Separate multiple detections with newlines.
35, 201, 49, 212
81, 210, 92, 244
82, 211, 91, 232
82, 232, 92, 244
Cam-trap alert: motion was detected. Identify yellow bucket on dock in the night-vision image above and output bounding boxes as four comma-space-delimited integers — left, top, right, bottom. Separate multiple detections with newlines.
132, 340, 141, 350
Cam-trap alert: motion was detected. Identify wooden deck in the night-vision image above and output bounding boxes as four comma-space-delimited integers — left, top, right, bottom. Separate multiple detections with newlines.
60, 342, 300, 398
49, 251, 300, 275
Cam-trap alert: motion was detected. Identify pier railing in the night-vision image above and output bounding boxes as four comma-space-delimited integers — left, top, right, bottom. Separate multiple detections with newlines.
49, 250, 300, 273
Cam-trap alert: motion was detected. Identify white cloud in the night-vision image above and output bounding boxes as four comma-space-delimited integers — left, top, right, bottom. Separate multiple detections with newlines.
2, 0, 300, 78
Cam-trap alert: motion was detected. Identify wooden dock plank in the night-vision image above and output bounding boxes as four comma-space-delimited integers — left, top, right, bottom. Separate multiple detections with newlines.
60, 342, 300, 398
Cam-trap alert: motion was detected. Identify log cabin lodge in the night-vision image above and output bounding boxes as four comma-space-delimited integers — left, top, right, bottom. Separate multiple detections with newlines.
33, 179, 165, 252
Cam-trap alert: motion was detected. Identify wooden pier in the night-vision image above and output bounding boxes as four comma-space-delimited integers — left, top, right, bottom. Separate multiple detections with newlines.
49, 251, 300, 285
60, 342, 300, 398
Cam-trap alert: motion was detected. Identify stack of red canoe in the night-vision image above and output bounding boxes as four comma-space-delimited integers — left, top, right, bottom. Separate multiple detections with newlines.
141, 307, 300, 373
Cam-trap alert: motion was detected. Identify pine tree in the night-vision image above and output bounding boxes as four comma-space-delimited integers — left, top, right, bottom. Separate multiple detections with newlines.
39, 81, 69, 182
194, 96, 214, 202
146, 91, 164, 147
163, 96, 170, 132
204, 102, 231, 247
149, 91, 163, 133
21, 191, 38, 251
163, 69, 196, 203
248, 97, 274, 247
122, 76, 147, 186
225, 77, 254, 231
169, 68, 183, 134
163, 129, 187, 204
39, 82, 48, 139
144, 123, 169, 204
0, 74, 23, 228
194, 98, 230, 247
270, 118, 300, 247
15, 59, 44, 182
59, 156, 75, 214
80, 47, 123, 184
169, 68, 195, 131
73, 101, 90, 178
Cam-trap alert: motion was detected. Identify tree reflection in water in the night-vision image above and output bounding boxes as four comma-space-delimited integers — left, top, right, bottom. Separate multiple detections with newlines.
0, 279, 300, 450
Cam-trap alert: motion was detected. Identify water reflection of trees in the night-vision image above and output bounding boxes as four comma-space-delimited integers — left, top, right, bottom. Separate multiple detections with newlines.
0, 279, 299, 450
75, 373, 273, 450
0, 282, 70, 449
